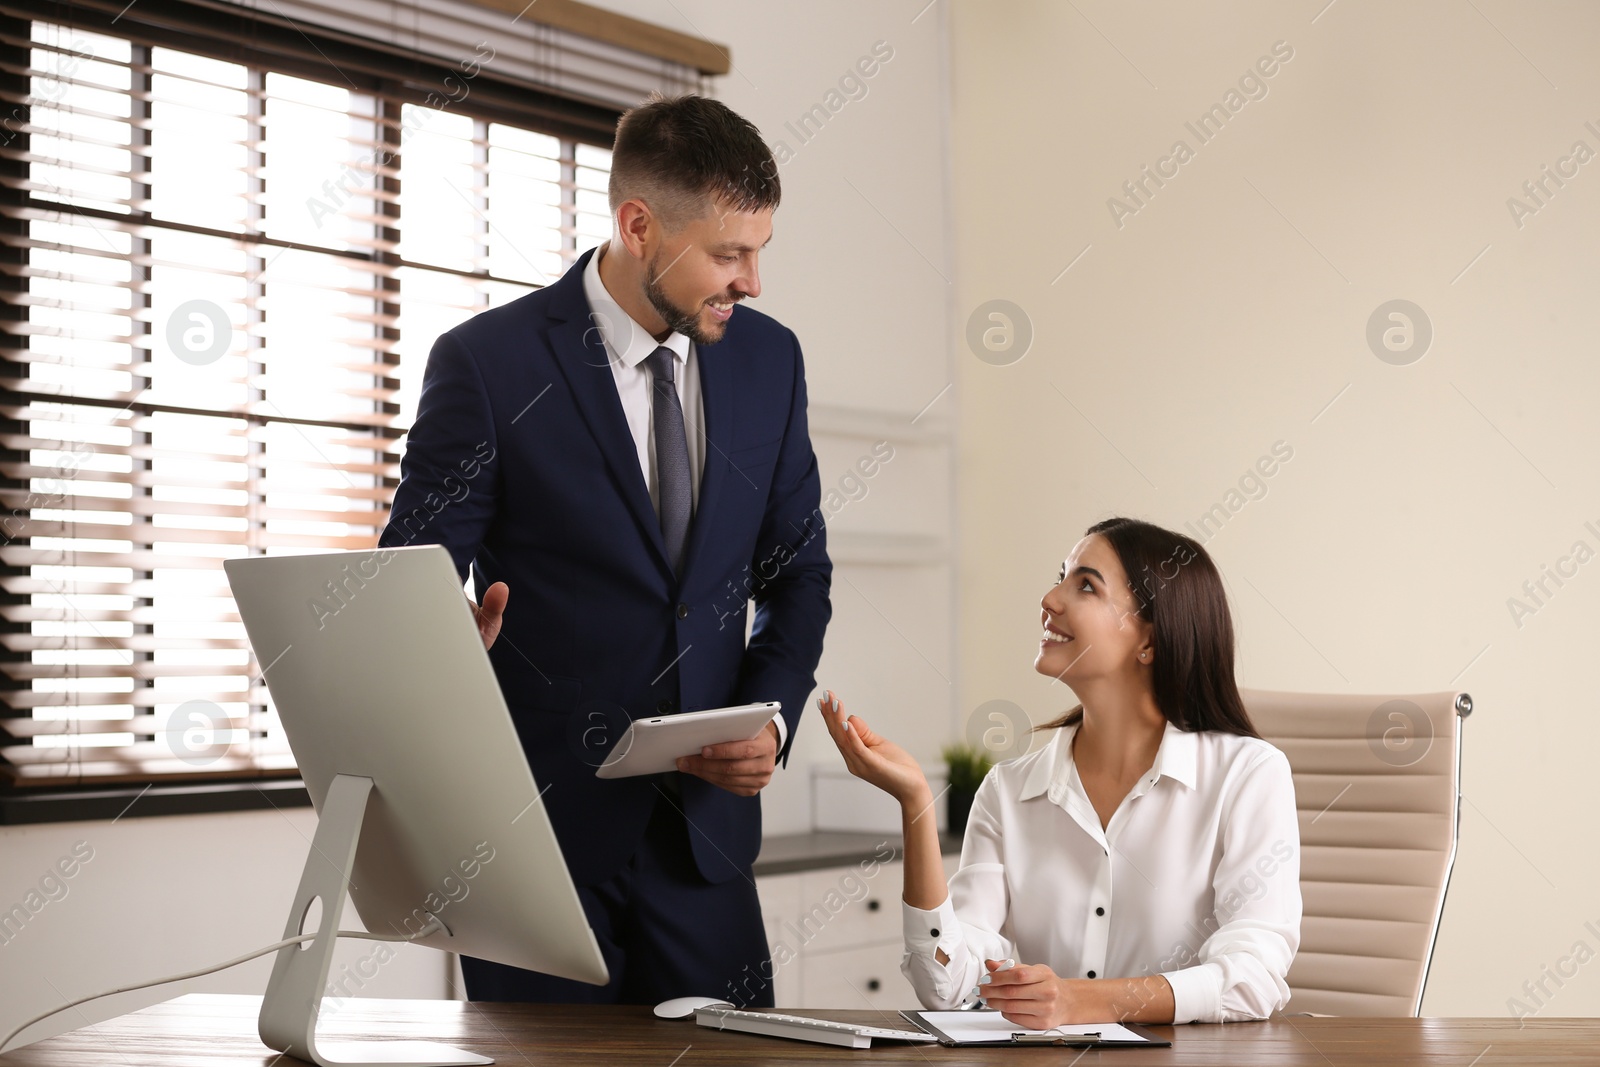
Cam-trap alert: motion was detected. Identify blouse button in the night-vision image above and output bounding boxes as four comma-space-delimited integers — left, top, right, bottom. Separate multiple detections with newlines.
1095, 907, 1105, 916
929, 928, 940, 937
1087, 970, 1097, 979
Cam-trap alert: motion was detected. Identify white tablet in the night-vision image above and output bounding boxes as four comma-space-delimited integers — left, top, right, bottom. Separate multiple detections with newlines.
594, 701, 781, 779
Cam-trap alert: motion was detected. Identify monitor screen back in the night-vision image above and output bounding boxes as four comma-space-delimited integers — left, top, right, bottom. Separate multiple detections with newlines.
225, 545, 608, 987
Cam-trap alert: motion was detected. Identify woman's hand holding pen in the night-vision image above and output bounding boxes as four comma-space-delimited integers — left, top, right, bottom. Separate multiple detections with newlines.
816, 690, 932, 811
977, 960, 1175, 1029
975, 958, 1077, 1030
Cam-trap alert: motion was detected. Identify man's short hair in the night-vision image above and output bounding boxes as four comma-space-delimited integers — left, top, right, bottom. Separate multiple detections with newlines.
608, 93, 780, 230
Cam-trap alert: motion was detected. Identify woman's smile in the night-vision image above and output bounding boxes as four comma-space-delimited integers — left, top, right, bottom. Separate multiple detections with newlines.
1041, 621, 1074, 646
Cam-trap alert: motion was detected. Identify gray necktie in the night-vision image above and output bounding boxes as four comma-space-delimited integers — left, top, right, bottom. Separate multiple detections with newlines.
644, 346, 692, 576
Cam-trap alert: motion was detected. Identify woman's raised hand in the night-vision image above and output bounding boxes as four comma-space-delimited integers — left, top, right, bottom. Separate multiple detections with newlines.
817, 690, 931, 810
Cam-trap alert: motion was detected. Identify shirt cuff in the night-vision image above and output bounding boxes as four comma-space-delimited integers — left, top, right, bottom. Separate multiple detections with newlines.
1160, 963, 1222, 1025
770, 711, 788, 751
902, 896, 962, 960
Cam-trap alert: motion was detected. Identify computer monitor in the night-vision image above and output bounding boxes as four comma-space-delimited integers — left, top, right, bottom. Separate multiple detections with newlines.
224, 545, 608, 1067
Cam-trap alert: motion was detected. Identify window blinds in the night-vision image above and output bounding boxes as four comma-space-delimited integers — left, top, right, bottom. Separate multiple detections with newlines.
0, 6, 616, 788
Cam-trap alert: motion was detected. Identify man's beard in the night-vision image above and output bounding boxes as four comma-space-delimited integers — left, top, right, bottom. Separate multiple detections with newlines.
645, 250, 728, 346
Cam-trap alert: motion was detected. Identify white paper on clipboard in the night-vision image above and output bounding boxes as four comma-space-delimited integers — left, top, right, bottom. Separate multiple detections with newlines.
909, 1011, 1154, 1045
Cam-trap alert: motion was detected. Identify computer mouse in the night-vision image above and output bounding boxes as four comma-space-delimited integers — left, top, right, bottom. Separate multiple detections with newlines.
653, 995, 736, 1019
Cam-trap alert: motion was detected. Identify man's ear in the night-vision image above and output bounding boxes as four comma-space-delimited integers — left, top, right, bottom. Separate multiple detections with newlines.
615, 197, 655, 259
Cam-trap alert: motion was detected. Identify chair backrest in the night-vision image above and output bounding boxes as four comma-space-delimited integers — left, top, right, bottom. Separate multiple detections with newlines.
1242, 687, 1469, 1017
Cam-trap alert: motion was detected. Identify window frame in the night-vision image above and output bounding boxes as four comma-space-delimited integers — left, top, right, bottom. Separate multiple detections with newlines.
0, 0, 622, 823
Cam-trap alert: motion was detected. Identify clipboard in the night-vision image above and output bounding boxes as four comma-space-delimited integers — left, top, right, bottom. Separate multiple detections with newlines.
901, 1009, 1171, 1048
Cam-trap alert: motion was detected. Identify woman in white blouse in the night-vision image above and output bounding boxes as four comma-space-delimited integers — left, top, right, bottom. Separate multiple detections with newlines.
819, 516, 1301, 1028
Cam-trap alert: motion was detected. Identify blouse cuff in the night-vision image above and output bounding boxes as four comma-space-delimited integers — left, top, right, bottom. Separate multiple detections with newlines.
1160, 963, 1222, 1025
901, 896, 962, 961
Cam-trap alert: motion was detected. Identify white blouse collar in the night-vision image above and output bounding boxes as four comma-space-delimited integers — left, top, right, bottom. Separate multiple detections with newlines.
1019, 717, 1200, 804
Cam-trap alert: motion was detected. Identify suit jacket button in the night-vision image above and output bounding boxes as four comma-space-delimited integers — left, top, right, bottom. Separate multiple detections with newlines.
676, 603, 690, 619
658, 700, 676, 713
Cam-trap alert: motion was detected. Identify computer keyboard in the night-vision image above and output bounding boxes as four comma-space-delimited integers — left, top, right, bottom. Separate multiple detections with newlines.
694, 1006, 939, 1048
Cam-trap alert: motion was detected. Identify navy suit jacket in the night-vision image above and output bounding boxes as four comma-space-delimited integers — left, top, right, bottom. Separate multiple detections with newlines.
378, 248, 832, 887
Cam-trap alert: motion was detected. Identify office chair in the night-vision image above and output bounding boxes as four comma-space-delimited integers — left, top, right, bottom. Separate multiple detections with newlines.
1242, 687, 1470, 1016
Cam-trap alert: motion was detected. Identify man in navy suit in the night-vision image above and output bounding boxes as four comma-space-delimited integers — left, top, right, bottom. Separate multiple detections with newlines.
377, 95, 830, 1007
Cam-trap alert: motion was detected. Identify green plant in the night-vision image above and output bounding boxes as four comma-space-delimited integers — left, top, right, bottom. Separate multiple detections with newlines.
941, 743, 993, 793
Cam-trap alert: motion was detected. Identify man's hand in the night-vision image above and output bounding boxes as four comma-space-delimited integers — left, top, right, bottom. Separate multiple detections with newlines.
468, 581, 509, 649
675, 720, 780, 797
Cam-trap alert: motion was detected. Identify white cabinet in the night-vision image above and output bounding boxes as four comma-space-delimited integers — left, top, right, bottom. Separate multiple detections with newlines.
753, 870, 804, 1007
799, 941, 908, 1012
756, 853, 961, 1009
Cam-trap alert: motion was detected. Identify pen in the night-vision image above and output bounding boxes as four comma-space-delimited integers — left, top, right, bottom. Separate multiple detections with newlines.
964, 957, 1016, 1008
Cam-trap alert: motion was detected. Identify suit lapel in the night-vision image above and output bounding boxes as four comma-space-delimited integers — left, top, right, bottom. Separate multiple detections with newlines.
545, 255, 672, 575
682, 337, 732, 581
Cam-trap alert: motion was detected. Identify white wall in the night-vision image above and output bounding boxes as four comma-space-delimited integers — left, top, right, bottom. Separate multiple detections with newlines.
948, 0, 1600, 1018
0, 0, 956, 1048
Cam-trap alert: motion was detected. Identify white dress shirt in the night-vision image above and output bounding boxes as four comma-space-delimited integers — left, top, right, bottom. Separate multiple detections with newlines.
580, 244, 787, 750
582, 242, 704, 513
903, 720, 1301, 1024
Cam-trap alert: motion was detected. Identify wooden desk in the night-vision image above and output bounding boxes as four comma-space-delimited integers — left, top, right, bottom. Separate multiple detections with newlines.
1, 994, 1591, 1066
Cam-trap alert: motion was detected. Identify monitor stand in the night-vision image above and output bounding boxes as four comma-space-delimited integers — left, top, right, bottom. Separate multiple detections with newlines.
258, 773, 491, 1067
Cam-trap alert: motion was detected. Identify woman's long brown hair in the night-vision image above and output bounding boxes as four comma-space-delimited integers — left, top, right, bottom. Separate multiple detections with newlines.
1036, 516, 1259, 738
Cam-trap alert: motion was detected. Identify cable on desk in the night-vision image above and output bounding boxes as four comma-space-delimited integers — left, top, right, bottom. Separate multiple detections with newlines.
0, 917, 444, 1053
